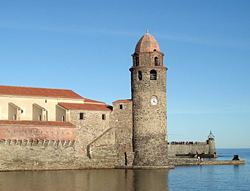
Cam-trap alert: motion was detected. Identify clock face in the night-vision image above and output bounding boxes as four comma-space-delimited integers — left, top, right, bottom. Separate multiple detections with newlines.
151, 98, 157, 105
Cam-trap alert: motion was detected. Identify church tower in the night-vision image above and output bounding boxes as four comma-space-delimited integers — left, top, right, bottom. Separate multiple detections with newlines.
130, 31, 168, 166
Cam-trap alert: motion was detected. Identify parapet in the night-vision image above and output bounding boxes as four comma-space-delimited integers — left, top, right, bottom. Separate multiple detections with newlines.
0, 139, 75, 148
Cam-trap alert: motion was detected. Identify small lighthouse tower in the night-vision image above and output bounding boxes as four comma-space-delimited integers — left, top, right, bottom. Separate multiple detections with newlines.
208, 131, 218, 157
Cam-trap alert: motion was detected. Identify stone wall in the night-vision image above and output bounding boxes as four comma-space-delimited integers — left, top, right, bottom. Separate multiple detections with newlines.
111, 100, 134, 166
0, 108, 120, 171
69, 110, 112, 157
87, 128, 118, 168
131, 66, 168, 166
0, 124, 75, 141
168, 142, 209, 157
0, 139, 82, 171
0, 133, 118, 171
168, 157, 201, 166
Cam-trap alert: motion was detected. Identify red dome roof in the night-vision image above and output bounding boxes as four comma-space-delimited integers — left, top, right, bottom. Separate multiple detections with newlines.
135, 32, 160, 53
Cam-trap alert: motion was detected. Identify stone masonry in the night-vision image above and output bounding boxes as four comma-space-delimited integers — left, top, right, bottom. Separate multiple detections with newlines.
131, 32, 168, 166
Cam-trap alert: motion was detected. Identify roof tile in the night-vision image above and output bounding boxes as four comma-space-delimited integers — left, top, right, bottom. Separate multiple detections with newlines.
113, 99, 132, 103
58, 102, 112, 111
0, 85, 83, 99
0, 120, 75, 127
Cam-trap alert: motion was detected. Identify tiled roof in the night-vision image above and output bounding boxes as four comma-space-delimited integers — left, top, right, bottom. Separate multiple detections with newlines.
58, 102, 112, 111
0, 85, 83, 99
0, 120, 75, 127
113, 99, 132, 103
83, 98, 105, 104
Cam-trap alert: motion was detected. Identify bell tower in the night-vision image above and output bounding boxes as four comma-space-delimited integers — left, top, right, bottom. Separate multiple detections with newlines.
130, 31, 168, 166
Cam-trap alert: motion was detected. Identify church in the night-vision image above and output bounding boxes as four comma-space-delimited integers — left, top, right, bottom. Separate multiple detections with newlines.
0, 32, 215, 171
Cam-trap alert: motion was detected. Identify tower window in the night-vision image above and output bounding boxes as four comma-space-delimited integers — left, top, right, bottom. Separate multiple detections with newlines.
150, 70, 157, 80
155, 57, 160, 66
138, 71, 142, 80
102, 114, 106, 120
120, 104, 123, 109
135, 57, 139, 66
79, 113, 84, 120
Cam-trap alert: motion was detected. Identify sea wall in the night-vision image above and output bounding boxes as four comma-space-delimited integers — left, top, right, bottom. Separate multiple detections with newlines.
0, 139, 82, 171
168, 142, 209, 157
168, 157, 200, 166
0, 128, 118, 171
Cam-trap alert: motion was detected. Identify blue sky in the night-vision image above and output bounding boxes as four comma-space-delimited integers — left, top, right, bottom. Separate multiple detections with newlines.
1, 0, 249, 148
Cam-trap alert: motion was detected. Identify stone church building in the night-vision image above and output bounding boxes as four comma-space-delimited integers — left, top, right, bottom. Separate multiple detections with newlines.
0, 32, 215, 171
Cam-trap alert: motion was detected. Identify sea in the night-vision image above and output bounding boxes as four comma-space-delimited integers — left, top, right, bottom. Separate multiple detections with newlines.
0, 148, 249, 191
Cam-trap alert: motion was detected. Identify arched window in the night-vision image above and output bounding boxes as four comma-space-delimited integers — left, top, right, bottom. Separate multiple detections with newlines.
135, 57, 139, 66
155, 57, 160, 66
62, 116, 65, 121
138, 71, 142, 80
150, 70, 157, 80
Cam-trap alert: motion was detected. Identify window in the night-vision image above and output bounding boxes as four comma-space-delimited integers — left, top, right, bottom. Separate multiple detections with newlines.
79, 113, 84, 120
46, 111, 48, 121
38, 115, 42, 121
45, 100, 47, 103
138, 71, 142, 80
135, 57, 139, 66
62, 116, 65, 121
13, 114, 16, 120
150, 70, 157, 80
155, 57, 160, 66
120, 104, 123, 109
102, 114, 106, 120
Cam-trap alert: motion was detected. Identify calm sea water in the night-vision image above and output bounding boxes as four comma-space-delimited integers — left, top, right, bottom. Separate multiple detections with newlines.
0, 148, 249, 191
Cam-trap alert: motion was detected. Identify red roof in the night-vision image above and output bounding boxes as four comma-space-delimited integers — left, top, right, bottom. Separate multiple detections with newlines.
0, 85, 83, 99
83, 98, 105, 104
113, 99, 132, 103
0, 120, 75, 127
58, 102, 112, 111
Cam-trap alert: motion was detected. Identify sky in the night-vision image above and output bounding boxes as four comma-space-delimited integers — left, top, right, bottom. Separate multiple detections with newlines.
0, 0, 249, 148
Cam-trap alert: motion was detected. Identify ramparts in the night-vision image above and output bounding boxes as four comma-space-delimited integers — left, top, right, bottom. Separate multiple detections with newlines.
168, 140, 216, 157
0, 139, 80, 171
0, 133, 119, 171
0, 120, 76, 141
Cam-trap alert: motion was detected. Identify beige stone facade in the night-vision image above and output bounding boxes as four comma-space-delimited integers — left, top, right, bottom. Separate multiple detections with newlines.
0, 89, 84, 121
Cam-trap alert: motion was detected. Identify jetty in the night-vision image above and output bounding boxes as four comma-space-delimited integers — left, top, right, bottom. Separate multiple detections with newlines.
169, 155, 245, 166
200, 158, 245, 166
